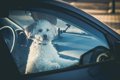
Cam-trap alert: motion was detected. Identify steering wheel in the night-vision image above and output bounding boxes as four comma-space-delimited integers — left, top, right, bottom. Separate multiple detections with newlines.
0, 26, 17, 53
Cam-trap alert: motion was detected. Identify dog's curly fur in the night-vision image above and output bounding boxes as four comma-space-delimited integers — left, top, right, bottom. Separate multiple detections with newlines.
25, 20, 78, 74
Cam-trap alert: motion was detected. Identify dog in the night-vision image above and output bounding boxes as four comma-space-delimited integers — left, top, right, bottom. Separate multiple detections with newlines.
25, 19, 78, 74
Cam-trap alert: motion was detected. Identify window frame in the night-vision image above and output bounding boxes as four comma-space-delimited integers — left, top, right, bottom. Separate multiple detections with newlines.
6, 8, 113, 77
2, 2, 116, 77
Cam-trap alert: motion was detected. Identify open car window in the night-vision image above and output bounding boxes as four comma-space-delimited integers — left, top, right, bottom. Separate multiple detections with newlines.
1, 10, 109, 74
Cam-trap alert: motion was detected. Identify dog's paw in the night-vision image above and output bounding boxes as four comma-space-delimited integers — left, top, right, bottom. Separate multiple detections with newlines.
51, 63, 60, 69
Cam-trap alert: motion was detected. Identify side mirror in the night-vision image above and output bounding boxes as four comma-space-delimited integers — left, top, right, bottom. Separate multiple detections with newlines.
80, 46, 111, 65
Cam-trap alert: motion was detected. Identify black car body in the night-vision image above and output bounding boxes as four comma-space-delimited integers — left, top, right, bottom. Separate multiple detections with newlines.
0, 0, 120, 80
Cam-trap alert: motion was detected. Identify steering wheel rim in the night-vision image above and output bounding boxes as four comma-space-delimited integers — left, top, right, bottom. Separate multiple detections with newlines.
0, 26, 16, 53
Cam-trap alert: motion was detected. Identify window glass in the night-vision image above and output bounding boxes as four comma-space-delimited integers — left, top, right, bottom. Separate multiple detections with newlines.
1, 10, 109, 74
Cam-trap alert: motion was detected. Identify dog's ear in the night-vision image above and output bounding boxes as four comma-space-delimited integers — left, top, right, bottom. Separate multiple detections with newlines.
52, 25, 58, 37
25, 22, 37, 38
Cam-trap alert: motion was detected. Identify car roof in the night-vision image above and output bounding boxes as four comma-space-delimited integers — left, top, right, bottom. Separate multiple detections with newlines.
0, 0, 120, 40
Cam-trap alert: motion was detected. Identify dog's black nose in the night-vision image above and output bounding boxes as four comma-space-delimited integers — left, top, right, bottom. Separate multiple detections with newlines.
43, 34, 47, 39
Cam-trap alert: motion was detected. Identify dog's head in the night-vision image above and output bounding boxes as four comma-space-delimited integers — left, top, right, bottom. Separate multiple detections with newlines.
25, 20, 58, 45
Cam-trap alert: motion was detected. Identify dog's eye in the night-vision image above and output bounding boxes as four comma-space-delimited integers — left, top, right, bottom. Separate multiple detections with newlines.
38, 29, 42, 32
46, 29, 49, 32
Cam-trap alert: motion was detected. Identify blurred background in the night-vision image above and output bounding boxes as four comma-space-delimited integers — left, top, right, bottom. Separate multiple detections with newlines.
63, 0, 120, 34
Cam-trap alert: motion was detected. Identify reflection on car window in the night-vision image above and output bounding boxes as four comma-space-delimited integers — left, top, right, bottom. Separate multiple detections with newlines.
1, 10, 109, 74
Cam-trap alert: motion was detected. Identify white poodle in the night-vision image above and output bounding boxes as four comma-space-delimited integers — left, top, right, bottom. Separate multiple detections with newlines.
25, 20, 78, 74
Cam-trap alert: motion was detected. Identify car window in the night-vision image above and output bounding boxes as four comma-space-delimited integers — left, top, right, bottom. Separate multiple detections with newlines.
1, 10, 109, 74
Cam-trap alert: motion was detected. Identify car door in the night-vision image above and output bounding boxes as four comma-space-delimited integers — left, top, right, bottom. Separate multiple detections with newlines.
0, 0, 120, 80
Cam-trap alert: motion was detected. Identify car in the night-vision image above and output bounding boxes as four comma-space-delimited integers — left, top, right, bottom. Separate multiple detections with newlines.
0, 0, 120, 80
